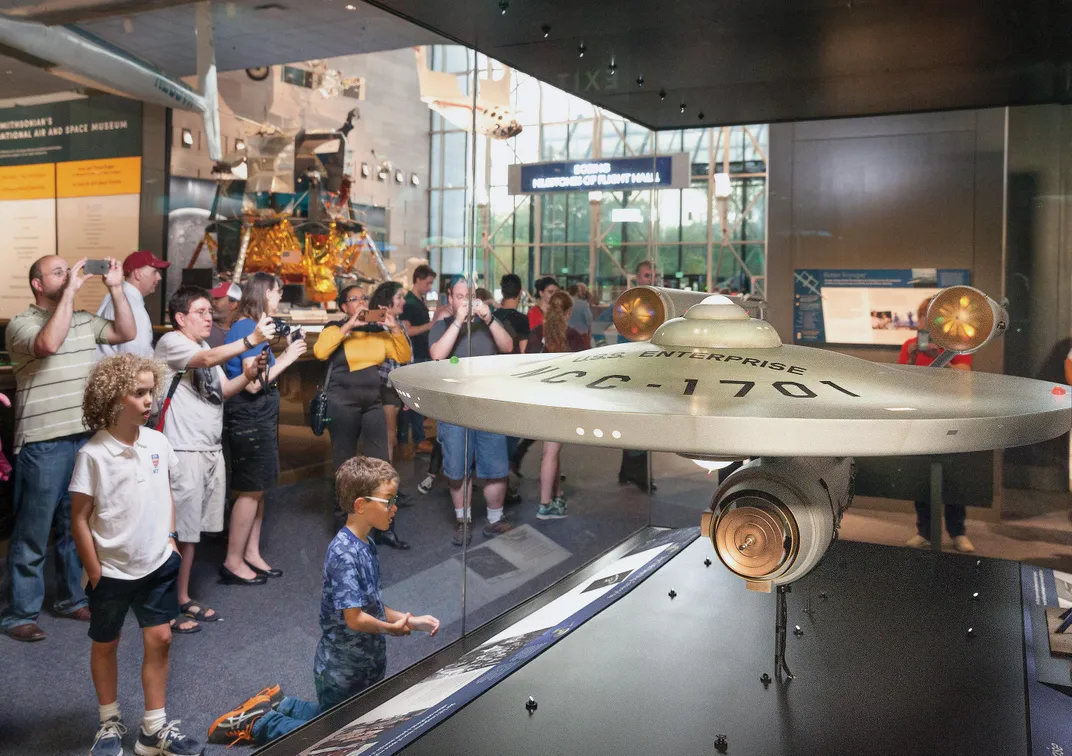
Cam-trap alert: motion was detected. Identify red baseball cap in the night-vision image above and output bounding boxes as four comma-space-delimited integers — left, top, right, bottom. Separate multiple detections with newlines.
122, 250, 170, 275
210, 282, 242, 300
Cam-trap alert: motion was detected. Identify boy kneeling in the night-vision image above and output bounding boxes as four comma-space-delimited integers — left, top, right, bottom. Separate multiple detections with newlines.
71, 355, 202, 756
208, 456, 439, 746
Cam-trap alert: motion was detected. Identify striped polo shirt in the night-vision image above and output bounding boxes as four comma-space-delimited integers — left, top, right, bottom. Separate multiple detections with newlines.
6, 305, 111, 452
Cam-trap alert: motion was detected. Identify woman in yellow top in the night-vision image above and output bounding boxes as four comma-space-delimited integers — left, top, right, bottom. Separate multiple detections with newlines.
314, 285, 412, 473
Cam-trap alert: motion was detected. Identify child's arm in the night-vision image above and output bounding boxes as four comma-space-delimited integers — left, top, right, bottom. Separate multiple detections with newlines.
168, 491, 179, 554
343, 607, 411, 636
71, 492, 102, 588
401, 612, 440, 637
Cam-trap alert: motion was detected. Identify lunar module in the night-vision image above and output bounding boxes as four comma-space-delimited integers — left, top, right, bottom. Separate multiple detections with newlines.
187, 109, 391, 301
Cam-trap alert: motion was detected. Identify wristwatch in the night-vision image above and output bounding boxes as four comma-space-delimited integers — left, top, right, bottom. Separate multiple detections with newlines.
168, 531, 178, 541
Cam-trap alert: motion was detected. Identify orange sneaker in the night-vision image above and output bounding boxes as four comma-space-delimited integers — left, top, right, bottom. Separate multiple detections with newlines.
208, 694, 273, 746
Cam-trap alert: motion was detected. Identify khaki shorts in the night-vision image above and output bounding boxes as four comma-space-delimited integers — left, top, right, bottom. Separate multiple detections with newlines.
173, 449, 226, 543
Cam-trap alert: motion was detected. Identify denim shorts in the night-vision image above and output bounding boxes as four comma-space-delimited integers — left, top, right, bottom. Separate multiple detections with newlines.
437, 422, 509, 481
87, 551, 181, 643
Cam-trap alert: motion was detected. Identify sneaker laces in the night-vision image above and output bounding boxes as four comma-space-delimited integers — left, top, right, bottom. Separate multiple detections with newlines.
154, 720, 191, 749
93, 719, 126, 746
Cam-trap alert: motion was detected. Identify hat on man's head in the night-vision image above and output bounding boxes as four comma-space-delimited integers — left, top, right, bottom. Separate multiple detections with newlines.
122, 250, 170, 275
210, 281, 242, 301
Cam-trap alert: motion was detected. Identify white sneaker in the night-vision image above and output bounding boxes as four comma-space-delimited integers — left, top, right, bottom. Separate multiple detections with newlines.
953, 535, 975, 553
417, 474, 435, 494
905, 534, 929, 549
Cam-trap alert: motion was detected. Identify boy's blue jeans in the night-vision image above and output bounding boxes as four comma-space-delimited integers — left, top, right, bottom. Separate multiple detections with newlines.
252, 697, 321, 744
0, 434, 89, 631
251, 672, 367, 745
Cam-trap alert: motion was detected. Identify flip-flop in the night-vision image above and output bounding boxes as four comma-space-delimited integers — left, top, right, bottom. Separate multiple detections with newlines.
170, 616, 201, 634
180, 600, 221, 622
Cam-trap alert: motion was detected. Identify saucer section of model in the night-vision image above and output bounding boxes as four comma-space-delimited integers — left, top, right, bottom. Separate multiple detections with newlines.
388, 342, 1070, 457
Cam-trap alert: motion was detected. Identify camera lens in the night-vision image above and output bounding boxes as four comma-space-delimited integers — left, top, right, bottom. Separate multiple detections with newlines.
271, 317, 291, 337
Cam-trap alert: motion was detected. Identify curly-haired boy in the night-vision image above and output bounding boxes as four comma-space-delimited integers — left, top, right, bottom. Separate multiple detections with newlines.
69, 354, 203, 756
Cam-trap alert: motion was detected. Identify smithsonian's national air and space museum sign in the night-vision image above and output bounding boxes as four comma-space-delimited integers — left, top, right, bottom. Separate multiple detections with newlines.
508, 153, 690, 194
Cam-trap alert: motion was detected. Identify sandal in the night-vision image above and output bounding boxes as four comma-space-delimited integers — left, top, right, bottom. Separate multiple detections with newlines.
170, 616, 201, 634
180, 600, 221, 622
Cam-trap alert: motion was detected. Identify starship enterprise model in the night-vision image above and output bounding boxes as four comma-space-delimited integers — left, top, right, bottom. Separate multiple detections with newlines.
390, 284, 1069, 675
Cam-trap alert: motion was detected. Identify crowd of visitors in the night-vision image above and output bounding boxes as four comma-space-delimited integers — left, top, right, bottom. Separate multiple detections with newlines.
0, 247, 652, 755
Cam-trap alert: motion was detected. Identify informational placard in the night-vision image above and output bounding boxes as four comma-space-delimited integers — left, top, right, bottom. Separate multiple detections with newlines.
508, 153, 689, 194
0, 164, 56, 319
793, 268, 970, 345
0, 96, 142, 317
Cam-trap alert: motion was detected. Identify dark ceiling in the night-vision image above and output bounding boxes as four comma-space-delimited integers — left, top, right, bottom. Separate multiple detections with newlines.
363, 0, 1072, 128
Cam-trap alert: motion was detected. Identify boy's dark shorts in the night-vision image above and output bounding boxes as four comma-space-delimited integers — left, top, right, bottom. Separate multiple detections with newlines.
87, 552, 181, 643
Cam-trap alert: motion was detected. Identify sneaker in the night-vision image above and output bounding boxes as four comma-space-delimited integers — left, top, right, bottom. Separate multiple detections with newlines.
134, 720, 202, 756
953, 535, 976, 553
482, 517, 514, 538
207, 695, 273, 746
537, 498, 568, 520
251, 684, 284, 709
91, 716, 126, 756
905, 534, 929, 549
451, 520, 472, 547
417, 474, 435, 495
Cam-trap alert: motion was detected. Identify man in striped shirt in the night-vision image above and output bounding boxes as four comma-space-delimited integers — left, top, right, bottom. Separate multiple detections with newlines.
1, 255, 137, 642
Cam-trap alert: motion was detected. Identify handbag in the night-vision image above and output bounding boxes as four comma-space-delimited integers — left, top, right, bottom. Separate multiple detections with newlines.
309, 359, 335, 436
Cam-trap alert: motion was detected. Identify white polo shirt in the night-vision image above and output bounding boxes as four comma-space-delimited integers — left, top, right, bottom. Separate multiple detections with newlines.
69, 427, 179, 581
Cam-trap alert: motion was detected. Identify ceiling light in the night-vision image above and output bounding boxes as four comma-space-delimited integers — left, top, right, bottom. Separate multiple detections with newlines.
542, 24, 550, 38
498, 0, 508, 14
181, 128, 193, 148
578, 41, 586, 58
680, 101, 686, 113
636, 75, 644, 87
659, 89, 666, 100
608, 58, 617, 75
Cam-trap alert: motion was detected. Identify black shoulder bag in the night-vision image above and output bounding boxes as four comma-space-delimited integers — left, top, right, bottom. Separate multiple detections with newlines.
310, 359, 335, 436
151, 370, 186, 432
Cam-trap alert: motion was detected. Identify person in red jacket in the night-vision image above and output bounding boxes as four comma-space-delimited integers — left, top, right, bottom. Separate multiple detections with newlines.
899, 296, 974, 552
528, 276, 560, 329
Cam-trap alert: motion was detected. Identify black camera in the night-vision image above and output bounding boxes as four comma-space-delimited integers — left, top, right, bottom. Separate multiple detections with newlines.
271, 317, 291, 338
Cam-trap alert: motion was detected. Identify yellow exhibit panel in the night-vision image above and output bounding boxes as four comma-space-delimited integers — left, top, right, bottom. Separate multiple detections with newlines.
56, 156, 141, 198
0, 163, 56, 201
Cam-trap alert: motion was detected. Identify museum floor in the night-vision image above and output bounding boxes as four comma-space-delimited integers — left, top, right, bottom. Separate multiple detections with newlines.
0, 441, 1069, 756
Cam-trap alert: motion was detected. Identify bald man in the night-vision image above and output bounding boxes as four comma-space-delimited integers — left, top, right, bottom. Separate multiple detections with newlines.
1, 256, 136, 642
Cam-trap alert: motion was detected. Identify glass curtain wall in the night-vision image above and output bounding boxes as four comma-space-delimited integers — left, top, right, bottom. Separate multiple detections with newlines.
426, 44, 769, 313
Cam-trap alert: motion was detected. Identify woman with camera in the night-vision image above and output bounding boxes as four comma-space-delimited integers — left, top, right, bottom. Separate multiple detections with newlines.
220, 272, 308, 584
314, 284, 412, 548
368, 281, 410, 465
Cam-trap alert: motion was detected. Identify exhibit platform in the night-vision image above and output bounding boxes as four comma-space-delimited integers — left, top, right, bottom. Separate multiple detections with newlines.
261, 528, 1072, 756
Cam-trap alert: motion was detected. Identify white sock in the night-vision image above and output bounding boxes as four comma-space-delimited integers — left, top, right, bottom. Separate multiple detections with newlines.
142, 708, 166, 735
455, 508, 466, 521
487, 508, 503, 524
99, 701, 120, 723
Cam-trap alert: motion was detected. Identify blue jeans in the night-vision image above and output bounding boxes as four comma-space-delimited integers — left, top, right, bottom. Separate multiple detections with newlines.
1, 434, 89, 630
252, 697, 320, 745
397, 358, 428, 444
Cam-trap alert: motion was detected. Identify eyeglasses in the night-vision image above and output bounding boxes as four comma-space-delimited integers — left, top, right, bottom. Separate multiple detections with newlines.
186, 308, 213, 318
365, 495, 398, 508
345, 297, 366, 304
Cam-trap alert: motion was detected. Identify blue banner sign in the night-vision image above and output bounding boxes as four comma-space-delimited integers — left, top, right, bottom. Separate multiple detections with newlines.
508, 153, 689, 194
793, 268, 971, 345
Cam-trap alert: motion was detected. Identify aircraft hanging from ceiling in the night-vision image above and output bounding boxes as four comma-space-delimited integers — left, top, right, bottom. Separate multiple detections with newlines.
0, 0, 222, 161
414, 46, 521, 140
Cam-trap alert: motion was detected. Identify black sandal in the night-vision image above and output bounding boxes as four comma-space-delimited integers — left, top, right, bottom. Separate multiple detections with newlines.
180, 600, 221, 622
170, 616, 201, 634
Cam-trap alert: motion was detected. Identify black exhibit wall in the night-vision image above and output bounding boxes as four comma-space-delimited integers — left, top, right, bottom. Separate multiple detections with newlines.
1003, 105, 1072, 491
766, 109, 1009, 504
140, 103, 168, 324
